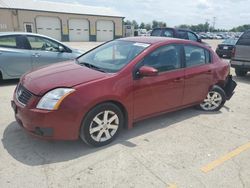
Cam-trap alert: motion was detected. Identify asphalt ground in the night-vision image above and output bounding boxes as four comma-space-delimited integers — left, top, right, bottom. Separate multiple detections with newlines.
0, 39, 250, 188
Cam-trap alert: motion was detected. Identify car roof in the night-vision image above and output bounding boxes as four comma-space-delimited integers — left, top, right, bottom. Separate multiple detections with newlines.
0, 32, 72, 49
152, 27, 194, 32
0, 32, 64, 43
119, 36, 184, 44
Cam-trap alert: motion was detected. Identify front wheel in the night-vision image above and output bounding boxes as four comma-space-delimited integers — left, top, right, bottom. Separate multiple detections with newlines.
199, 86, 226, 111
80, 103, 124, 147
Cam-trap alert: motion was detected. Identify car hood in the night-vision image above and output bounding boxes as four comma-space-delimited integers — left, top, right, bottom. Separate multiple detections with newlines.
21, 60, 107, 96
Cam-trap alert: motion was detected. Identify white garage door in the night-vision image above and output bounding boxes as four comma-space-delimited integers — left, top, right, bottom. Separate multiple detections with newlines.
69, 19, 89, 42
36, 16, 61, 41
96, 20, 114, 42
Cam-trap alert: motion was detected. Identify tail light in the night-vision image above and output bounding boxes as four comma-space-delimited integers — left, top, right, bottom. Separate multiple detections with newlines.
231, 47, 236, 58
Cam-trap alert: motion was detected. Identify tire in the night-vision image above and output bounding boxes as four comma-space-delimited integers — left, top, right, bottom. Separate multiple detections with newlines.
80, 102, 124, 147
0, 71, 3, 84
199, 85, 226, 111
235, 69, 247, 77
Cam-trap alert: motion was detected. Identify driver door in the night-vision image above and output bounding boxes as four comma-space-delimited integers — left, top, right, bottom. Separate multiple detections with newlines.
133, 44, 185, 120
26, 36, 73, 69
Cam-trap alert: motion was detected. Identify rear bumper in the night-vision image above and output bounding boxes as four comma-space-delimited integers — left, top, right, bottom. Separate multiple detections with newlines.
224, 75, 237, 100
231, 59, 250, 70
216, 49, 232, 57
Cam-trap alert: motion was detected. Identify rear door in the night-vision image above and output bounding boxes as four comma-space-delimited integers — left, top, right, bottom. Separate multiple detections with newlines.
133, 44, 185, 120
234, 31, 250, 61
26, 35, 73, 68
0, 35, 32, 77
182, 45, 214, 105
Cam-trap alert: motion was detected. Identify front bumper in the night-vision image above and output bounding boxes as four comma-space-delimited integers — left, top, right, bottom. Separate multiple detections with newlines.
11, 95, 82, 141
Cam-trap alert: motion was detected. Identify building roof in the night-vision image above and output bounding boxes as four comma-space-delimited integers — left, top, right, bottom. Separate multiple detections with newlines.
0, 0, 124, 18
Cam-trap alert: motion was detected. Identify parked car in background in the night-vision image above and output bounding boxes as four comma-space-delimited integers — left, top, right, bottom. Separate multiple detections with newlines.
231, 30, 250, 76
0, 32, 83, 81
12, 37, 236, 147
151, 27, 210, 46
216, 38, 238, 58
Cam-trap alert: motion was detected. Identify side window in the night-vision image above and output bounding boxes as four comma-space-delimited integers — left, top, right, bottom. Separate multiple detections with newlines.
184, 45, 206, 67
188, 32, 198, 42
151, 29, 162, 36
27, 36, 61, 52
162, 30, 174, 37
237, 31, 250, 46
143, 45, 181, 72
205, 50, 211, 64
178, 31, 188, 39
0, 36, 17, 48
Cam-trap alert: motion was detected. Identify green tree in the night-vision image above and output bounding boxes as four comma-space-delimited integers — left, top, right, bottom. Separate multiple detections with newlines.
145, 23, 152, 30
132, 20, 139, 29
140, 22, 145, 29
152, 20, 159, 29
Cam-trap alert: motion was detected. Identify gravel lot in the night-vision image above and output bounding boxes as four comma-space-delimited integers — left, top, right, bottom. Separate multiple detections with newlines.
1, 40, 250, 188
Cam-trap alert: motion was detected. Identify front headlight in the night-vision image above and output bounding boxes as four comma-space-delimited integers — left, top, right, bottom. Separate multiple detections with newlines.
36, 88, 75, 110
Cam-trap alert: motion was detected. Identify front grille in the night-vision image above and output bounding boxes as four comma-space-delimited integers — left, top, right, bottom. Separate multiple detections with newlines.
16, 84, 33, 106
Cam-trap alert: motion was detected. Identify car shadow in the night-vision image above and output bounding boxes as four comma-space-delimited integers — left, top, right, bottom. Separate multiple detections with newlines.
233, 74, 250, 84
2, 107, 222, 166
0, 79, 19, 86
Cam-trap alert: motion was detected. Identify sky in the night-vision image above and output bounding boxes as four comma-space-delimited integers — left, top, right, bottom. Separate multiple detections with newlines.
45, 0, 250, 30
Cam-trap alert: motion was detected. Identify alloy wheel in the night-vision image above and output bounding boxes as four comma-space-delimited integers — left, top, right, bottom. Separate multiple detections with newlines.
89, 110, 119, 142
200, 91, 223, 111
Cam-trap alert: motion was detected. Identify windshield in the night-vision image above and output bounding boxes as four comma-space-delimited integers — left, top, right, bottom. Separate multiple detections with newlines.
222, 39, 237, 45
77, 40, 150, 73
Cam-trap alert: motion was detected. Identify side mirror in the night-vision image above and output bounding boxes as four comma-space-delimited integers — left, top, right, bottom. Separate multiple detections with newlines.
58, 46, 65, 52
197, 37, 202, 42
138, 66, 158, 77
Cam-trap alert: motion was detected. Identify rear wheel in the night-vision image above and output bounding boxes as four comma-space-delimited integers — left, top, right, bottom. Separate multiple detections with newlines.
199, 86, 226, 111
235, 69, 247, 77
0, 71, 2, 83
80, 103, 124, 147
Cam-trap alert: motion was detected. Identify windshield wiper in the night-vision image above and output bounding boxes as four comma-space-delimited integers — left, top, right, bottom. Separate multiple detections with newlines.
77, 61, 106, 73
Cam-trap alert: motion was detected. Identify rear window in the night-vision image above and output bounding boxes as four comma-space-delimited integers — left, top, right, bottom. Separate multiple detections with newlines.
0, 36, 17, 48
237, 30, 250, 46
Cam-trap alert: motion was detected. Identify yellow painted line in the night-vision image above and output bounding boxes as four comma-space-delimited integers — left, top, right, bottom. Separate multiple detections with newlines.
168, 183, 177, 188
201, 142, 250, 173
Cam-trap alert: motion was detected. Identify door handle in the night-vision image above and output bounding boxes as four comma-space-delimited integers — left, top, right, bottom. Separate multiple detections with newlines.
32, 53, 41, 58
173, 77, 184, 82
206, 70, 212, 74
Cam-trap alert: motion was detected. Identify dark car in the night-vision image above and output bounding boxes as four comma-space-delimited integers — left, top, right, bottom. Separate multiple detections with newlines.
151, 27, 210, 47
12, 37, 236, 147
230, 30, 250, 76
216, 38, 238, 58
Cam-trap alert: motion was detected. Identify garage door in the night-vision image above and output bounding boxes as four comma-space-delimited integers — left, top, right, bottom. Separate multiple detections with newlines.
96, 20, 114, 42
69, 19, 89, 42
36, 16, 61, 41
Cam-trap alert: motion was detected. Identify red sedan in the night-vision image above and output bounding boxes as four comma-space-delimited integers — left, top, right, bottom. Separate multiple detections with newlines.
11, 37, 236, 147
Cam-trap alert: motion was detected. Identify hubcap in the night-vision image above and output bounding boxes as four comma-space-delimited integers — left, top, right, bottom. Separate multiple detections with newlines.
89, 110, 119, 142
200, 91, 223, 111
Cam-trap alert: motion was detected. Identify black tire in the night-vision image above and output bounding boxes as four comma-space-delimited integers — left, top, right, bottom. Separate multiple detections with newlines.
0, 71, 3, 83
199, 85, 226, 111
235, 69, 247, 77
80, 102, 124, 147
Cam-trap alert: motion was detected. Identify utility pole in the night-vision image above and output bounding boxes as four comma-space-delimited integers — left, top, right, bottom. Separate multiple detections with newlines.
212, 17, 216, 31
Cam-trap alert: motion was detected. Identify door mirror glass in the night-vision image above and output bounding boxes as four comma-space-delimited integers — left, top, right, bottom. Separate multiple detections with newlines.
138, 66, 158, 77
58, 45, 65, 52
